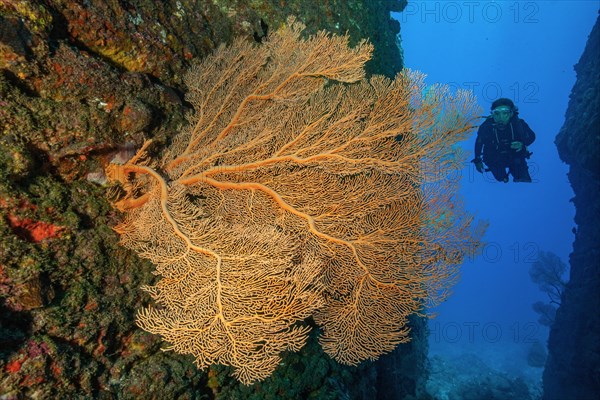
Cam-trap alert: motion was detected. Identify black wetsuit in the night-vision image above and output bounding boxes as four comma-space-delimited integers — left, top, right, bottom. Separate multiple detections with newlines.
474, 116, 536, 182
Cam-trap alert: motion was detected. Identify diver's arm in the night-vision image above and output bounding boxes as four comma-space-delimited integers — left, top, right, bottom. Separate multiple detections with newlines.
474, 132, 484, 160
520, 119, 536, 146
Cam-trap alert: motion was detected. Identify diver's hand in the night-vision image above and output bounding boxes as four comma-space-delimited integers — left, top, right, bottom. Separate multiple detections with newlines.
511, 141, 524, 152
472, 158, 484, 174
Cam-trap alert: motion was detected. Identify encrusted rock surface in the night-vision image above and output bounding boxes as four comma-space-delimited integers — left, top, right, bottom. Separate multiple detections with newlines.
1, 1, 427, 398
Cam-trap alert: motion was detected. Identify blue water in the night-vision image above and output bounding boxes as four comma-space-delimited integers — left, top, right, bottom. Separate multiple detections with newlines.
393, 1, 599, 397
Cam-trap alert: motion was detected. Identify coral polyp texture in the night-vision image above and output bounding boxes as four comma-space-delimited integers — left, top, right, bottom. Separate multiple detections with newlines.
105, 18, 483, 384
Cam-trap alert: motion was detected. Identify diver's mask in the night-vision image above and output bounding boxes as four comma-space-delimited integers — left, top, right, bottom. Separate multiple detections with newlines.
492, 106, 513, 125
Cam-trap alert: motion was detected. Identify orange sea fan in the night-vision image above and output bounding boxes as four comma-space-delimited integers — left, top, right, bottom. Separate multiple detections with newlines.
106, 17, 484, 384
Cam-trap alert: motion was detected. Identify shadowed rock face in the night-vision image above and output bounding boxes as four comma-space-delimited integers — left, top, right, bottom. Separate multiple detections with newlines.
1, 1, 435, 399
545, 13, 600, 400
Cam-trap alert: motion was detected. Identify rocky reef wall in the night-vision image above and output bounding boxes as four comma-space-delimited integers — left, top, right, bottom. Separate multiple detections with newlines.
545, 11, 600, 400
0, 1, 427, 399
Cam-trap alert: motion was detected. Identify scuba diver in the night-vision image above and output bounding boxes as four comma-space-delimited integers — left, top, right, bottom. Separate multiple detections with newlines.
472, 98, 536, 183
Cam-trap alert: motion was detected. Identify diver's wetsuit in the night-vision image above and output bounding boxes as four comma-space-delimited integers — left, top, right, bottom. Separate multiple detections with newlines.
474, 116, 536, 182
